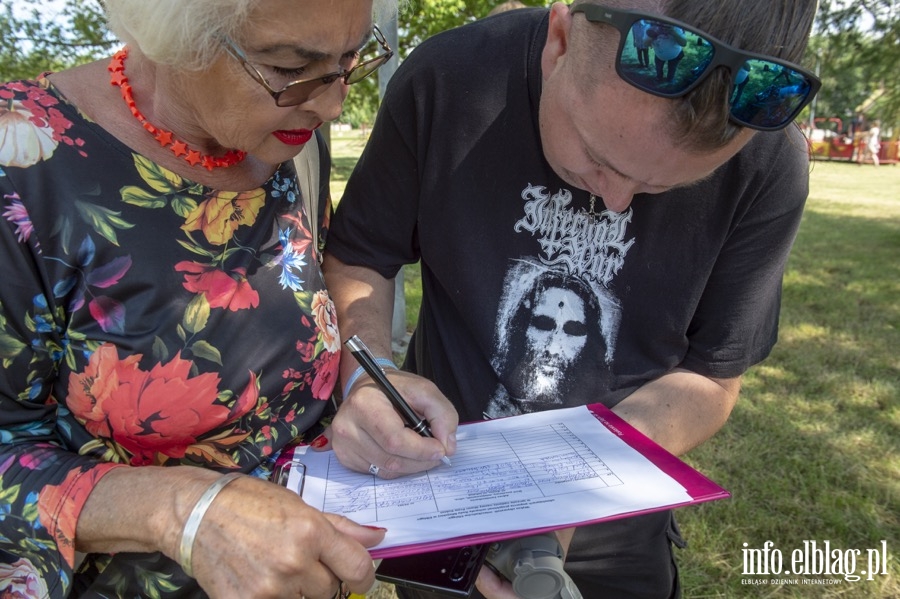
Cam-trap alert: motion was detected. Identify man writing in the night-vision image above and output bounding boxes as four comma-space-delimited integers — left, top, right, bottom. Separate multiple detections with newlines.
323, 1, 819, 597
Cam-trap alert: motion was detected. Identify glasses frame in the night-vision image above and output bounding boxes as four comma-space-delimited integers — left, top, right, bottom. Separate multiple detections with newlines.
222, 25, 394, 107
570, 3, 821, 131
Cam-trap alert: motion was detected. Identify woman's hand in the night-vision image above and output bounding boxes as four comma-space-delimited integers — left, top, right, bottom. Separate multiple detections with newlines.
190, 475, 385, 599
76, 466, 385, 598
328, 370, 458, 478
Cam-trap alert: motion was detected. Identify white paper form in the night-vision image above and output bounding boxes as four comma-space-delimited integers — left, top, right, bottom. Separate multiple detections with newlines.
288, 405, 695, 555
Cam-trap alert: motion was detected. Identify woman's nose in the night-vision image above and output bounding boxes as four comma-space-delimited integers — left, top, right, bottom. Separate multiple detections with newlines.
298, 79, 348, 123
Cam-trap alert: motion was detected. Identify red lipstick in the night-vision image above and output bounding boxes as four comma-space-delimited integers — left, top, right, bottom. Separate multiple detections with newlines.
273, 124, 321, 146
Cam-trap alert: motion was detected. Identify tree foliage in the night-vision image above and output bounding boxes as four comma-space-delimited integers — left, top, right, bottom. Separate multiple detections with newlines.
342, 0, 546, 124
812, 0, 900, 130
397, 0, 546, 58
0, 0, 115, 81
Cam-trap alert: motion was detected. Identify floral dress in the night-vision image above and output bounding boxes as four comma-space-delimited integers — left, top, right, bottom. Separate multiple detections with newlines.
0, 77, 340, 598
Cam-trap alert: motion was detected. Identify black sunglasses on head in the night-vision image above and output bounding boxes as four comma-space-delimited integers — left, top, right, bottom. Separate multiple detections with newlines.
570, 3, 821, 131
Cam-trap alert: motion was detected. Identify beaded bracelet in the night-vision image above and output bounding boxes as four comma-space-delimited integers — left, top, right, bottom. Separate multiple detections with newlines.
178, 472, 242, 578
342, 358, 398, 399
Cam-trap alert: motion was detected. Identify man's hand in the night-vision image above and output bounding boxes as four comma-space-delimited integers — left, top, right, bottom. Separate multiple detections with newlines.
322, 255, 458, 476
329, 370, 458, 478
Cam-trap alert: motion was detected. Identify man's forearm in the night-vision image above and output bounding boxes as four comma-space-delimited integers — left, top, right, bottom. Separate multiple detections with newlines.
611, 368, 741, 456
322, 254, 398, 386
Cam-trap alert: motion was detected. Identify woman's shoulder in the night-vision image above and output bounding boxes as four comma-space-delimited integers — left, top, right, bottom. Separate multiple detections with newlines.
45, 61, 127, 131
1, 75, 62, 103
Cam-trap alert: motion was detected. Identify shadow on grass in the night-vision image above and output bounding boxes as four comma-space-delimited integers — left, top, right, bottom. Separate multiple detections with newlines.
332, 154, 361, 184
677, 209, 899, 597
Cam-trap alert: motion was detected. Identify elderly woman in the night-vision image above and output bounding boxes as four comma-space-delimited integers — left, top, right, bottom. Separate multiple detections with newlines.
0, 0, 395, 596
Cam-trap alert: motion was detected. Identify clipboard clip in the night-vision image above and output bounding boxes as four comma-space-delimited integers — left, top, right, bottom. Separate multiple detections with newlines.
273, 455, 307, 495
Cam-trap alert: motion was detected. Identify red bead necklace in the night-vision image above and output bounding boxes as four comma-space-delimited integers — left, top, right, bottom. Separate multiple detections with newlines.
108, 48, 246, 171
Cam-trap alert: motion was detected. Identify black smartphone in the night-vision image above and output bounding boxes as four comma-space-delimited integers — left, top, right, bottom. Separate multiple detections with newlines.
376, 544, 490, 597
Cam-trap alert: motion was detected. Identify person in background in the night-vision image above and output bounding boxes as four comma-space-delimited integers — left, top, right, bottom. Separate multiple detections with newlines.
631, 18, 651, 67
646, 21, 687, 82
863, 119, 882, 166
731, 61, 751, 105
0, 0, 396, 596
322, 0, 819, 597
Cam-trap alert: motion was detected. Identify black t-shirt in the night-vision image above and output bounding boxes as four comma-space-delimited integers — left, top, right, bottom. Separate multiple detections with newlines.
329, 8, 809, 423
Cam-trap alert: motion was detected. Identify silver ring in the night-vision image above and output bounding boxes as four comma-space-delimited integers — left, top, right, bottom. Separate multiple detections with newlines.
368, 464, 380, 476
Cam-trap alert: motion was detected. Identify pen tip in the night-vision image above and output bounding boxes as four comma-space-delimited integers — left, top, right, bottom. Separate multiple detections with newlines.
441, 456, 452, 467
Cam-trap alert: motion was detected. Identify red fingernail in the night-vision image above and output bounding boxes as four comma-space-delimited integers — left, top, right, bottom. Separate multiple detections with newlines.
364, 525, 387, 531
310, 434, 329, 449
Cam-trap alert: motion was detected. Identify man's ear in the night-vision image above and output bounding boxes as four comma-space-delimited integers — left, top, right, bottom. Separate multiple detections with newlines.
541, 2, 574, 80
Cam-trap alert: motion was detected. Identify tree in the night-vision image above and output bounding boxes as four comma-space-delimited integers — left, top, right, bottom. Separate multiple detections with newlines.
398, 0, 545, 58
0, 0, 115, 81
803, 34, 872, 128
813, 0, 900, 130
341, 0, 546, 126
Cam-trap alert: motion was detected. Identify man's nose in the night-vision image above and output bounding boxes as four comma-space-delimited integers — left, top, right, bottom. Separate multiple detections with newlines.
589, 174, 638, 213
598, 194, 634, 213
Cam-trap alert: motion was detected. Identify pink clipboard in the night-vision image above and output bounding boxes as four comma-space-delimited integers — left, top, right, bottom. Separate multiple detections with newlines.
368, 404, 728, 559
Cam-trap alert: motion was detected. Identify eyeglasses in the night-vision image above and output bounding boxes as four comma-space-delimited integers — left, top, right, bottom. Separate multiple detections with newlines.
222, 26, 393, 107
570, 3, 821, 131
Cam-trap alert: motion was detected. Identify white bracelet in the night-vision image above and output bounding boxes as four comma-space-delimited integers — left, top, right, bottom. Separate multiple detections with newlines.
342, 358, 397, 399
178, 472, 242, 578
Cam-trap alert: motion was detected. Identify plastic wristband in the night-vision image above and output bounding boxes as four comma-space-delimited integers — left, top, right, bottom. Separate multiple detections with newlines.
342, 358, 398, 399
178, 472, 242, 578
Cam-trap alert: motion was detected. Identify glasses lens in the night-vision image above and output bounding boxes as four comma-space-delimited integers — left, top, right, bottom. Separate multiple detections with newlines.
275, 57, 389, 107
729, 60, 813, 129
345, 55, 391, 85
276, 79, 336, 107
619, 19, 715, 95
271, 29, 392, 107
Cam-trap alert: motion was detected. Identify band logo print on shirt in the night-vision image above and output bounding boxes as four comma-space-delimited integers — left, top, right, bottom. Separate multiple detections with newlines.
514, 184, 635, 287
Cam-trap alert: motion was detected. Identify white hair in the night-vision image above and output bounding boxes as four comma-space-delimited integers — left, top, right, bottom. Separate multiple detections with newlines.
104, 0, 399, 70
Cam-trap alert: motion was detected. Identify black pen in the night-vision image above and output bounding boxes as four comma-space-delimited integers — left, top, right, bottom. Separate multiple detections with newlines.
345, 335, 452, 466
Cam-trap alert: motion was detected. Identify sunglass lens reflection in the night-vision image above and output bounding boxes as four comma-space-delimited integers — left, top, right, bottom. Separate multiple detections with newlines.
619, 19, 714, 94
729, 60, 812, 128
620, 19, 812, 129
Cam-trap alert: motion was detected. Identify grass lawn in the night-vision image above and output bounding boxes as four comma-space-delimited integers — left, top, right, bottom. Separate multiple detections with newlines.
675, 160, 899, 597
329, 131, 899, 597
